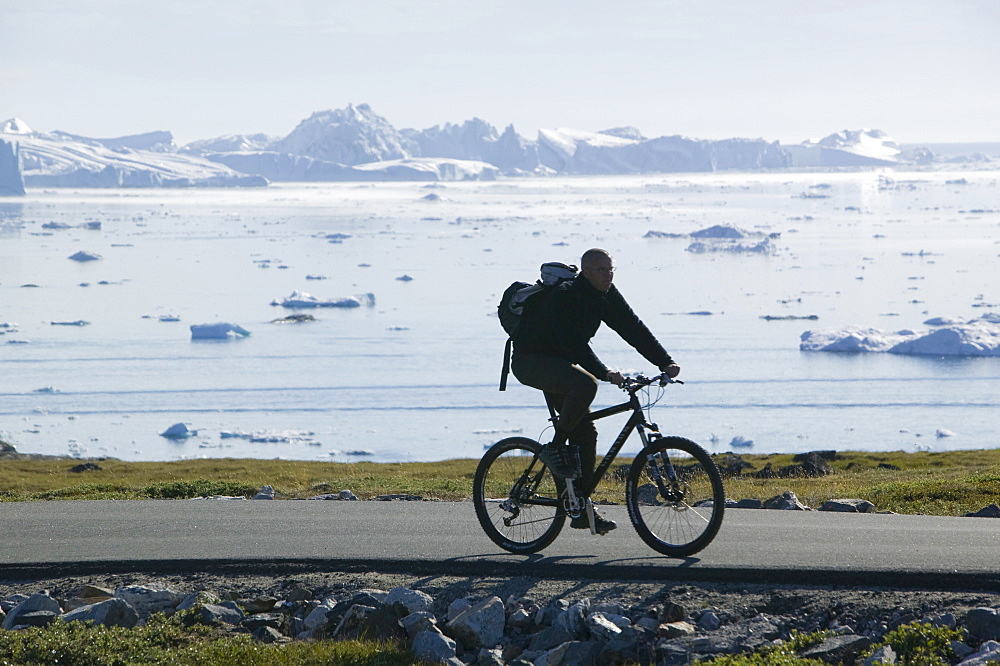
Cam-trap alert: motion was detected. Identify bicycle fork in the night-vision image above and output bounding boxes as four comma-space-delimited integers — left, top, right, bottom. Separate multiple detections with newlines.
646, 449, 685, 503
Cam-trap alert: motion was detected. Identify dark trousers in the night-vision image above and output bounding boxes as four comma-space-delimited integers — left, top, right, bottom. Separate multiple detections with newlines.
511, 353, 599, 490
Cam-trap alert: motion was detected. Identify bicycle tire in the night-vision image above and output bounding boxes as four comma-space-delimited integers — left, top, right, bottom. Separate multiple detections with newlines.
626, 436, 725, 557
473, 436, 566, 554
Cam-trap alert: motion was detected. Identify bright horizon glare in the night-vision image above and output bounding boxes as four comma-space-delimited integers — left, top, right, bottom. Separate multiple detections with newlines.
1, 0, 998, 146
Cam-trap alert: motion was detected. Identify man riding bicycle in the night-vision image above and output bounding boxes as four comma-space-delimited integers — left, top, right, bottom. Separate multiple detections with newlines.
510, 248, 681, 534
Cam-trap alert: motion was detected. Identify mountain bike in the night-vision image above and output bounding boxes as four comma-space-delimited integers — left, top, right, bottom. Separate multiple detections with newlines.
473, 372, 724, 557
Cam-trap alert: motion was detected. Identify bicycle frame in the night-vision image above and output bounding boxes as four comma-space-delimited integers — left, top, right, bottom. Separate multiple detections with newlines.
545, 383, 658, 498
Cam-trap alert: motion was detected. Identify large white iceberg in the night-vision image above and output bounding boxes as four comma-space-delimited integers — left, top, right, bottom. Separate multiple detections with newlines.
271, 290, 375, 309
800, 317, 1000, 356
2, 120, 267, 188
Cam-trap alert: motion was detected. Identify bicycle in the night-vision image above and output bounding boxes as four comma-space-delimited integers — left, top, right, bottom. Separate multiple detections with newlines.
473, 372, 725, 557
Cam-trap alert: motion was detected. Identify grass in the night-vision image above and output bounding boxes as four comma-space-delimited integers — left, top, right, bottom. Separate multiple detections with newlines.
3, 442, 1000, 516
0, 611, 415, 665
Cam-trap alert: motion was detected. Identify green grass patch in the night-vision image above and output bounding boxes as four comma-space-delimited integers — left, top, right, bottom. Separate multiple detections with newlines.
0, 612, 415, 666
3, 440, 1000, 516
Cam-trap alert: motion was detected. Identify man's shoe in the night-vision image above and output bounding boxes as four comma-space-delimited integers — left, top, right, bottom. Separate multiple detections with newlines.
538, 443, 579, 479
571, 510, 617, 535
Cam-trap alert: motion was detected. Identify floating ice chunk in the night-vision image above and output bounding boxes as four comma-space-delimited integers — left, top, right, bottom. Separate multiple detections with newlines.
51, 320, 90, 326
190, 323, 251, 339
344, 449, 375, 456
924, 316, 964, 326
395, 274, 413, 281
686, 237, 776, 255
160, 423, 197, 439
270, 290, 375, 309
729, 435, 754, 448
68, 250, 102, 262
801, 318, 1000, 356
690, 224, 752, 239
33, 387, 59, 393
936, 429, 956, 438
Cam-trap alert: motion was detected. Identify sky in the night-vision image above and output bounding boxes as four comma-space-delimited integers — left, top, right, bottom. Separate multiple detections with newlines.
1, 0, 998, 146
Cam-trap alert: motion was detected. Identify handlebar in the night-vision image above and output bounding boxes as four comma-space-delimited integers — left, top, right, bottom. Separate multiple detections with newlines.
621, 372, 683, 391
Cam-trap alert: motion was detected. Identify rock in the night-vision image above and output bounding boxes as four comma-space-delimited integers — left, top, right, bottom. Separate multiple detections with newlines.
63, 598, 139, 628
9, 610, 58, 627
967, 607, 1000, 641
863, 644, 897, 665
411, 629, 458, 664
448, 597, 473, 621
585, 612, 622, 641
385, 586, 434, 615
658, 600, 687, 623
252, 485, 275, 500
447, 596, 506, 650
177, 590, 222, 611
799, 633, 871, 663
542, 639, 603, 665
284, 586, 314, 602
400, 611, 438, 639
528, 624, 576, 652
195, 603, 245, 626
2, 592, 62, 630
242, 613, 285, 631
819, 498, 876, 513
763, 490, 810, 510
698, 610, 722, 631
338, 489, 358, 500
552, 598, 590, 638
735, 498, 763, 509
966, 504, 1000, 518
114, 585, 183, 616
252, 626, 287, 643
659, 620, 697, 638
954, 640, 1000, 666
69, 462, 101, 473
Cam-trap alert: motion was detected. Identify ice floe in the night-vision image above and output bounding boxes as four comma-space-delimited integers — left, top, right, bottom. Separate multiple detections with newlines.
270, 290, 375, 308
190, 323, 251, 339
160, 423, 197, 439
800, 316, 1000, 356
68, 250, 102, 262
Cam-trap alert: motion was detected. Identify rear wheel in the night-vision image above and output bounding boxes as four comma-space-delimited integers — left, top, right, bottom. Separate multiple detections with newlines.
626, 437, 725, 557
473, 437, 566, 554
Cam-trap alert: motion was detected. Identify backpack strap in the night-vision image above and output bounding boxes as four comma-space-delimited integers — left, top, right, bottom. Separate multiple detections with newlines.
499, 337, 513, 391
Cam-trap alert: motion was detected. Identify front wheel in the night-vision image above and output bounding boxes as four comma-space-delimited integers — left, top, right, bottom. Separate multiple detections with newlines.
473, 437, 566, 554
626, 436, 725, 557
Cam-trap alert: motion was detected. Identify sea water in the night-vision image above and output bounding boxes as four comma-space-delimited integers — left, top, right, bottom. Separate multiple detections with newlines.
1, 170, 998, 462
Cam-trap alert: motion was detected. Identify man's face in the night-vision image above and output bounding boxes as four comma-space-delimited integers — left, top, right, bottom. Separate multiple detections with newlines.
582, 256, 615, 292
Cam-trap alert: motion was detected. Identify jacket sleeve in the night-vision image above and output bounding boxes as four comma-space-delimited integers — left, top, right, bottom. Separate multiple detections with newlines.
602, 287, 675, 370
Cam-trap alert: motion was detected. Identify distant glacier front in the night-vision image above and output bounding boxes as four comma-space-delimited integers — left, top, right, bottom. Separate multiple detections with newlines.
2, 104, 993, 193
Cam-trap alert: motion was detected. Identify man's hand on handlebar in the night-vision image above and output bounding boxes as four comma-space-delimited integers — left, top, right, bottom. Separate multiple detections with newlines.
606, 370, 625, 387
661, 363, 681, 379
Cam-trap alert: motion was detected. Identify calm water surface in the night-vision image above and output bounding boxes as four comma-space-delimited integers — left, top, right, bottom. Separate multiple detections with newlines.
1, 171, 998, 462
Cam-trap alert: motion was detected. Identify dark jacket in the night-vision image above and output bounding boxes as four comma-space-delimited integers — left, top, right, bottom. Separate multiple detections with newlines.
513, 277, 674, 380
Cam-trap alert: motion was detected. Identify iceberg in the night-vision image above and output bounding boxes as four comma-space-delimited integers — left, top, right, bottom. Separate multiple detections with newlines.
2, 120, 267, 188
160, 423, 197, 439
784, 129, 901, 167
800, 317, 1000, 356
0, 138, 25, 196
190, 323, 251, 339
270, 290, 375, 309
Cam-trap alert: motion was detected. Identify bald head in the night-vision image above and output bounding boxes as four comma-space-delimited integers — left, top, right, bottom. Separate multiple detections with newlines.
580, 248, 614, 292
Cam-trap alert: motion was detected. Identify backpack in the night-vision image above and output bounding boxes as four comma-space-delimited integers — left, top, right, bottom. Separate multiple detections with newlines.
497, 262, 578, 390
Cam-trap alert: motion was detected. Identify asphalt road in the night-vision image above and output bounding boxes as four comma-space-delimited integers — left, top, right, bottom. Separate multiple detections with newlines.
3, 500, 999, 589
